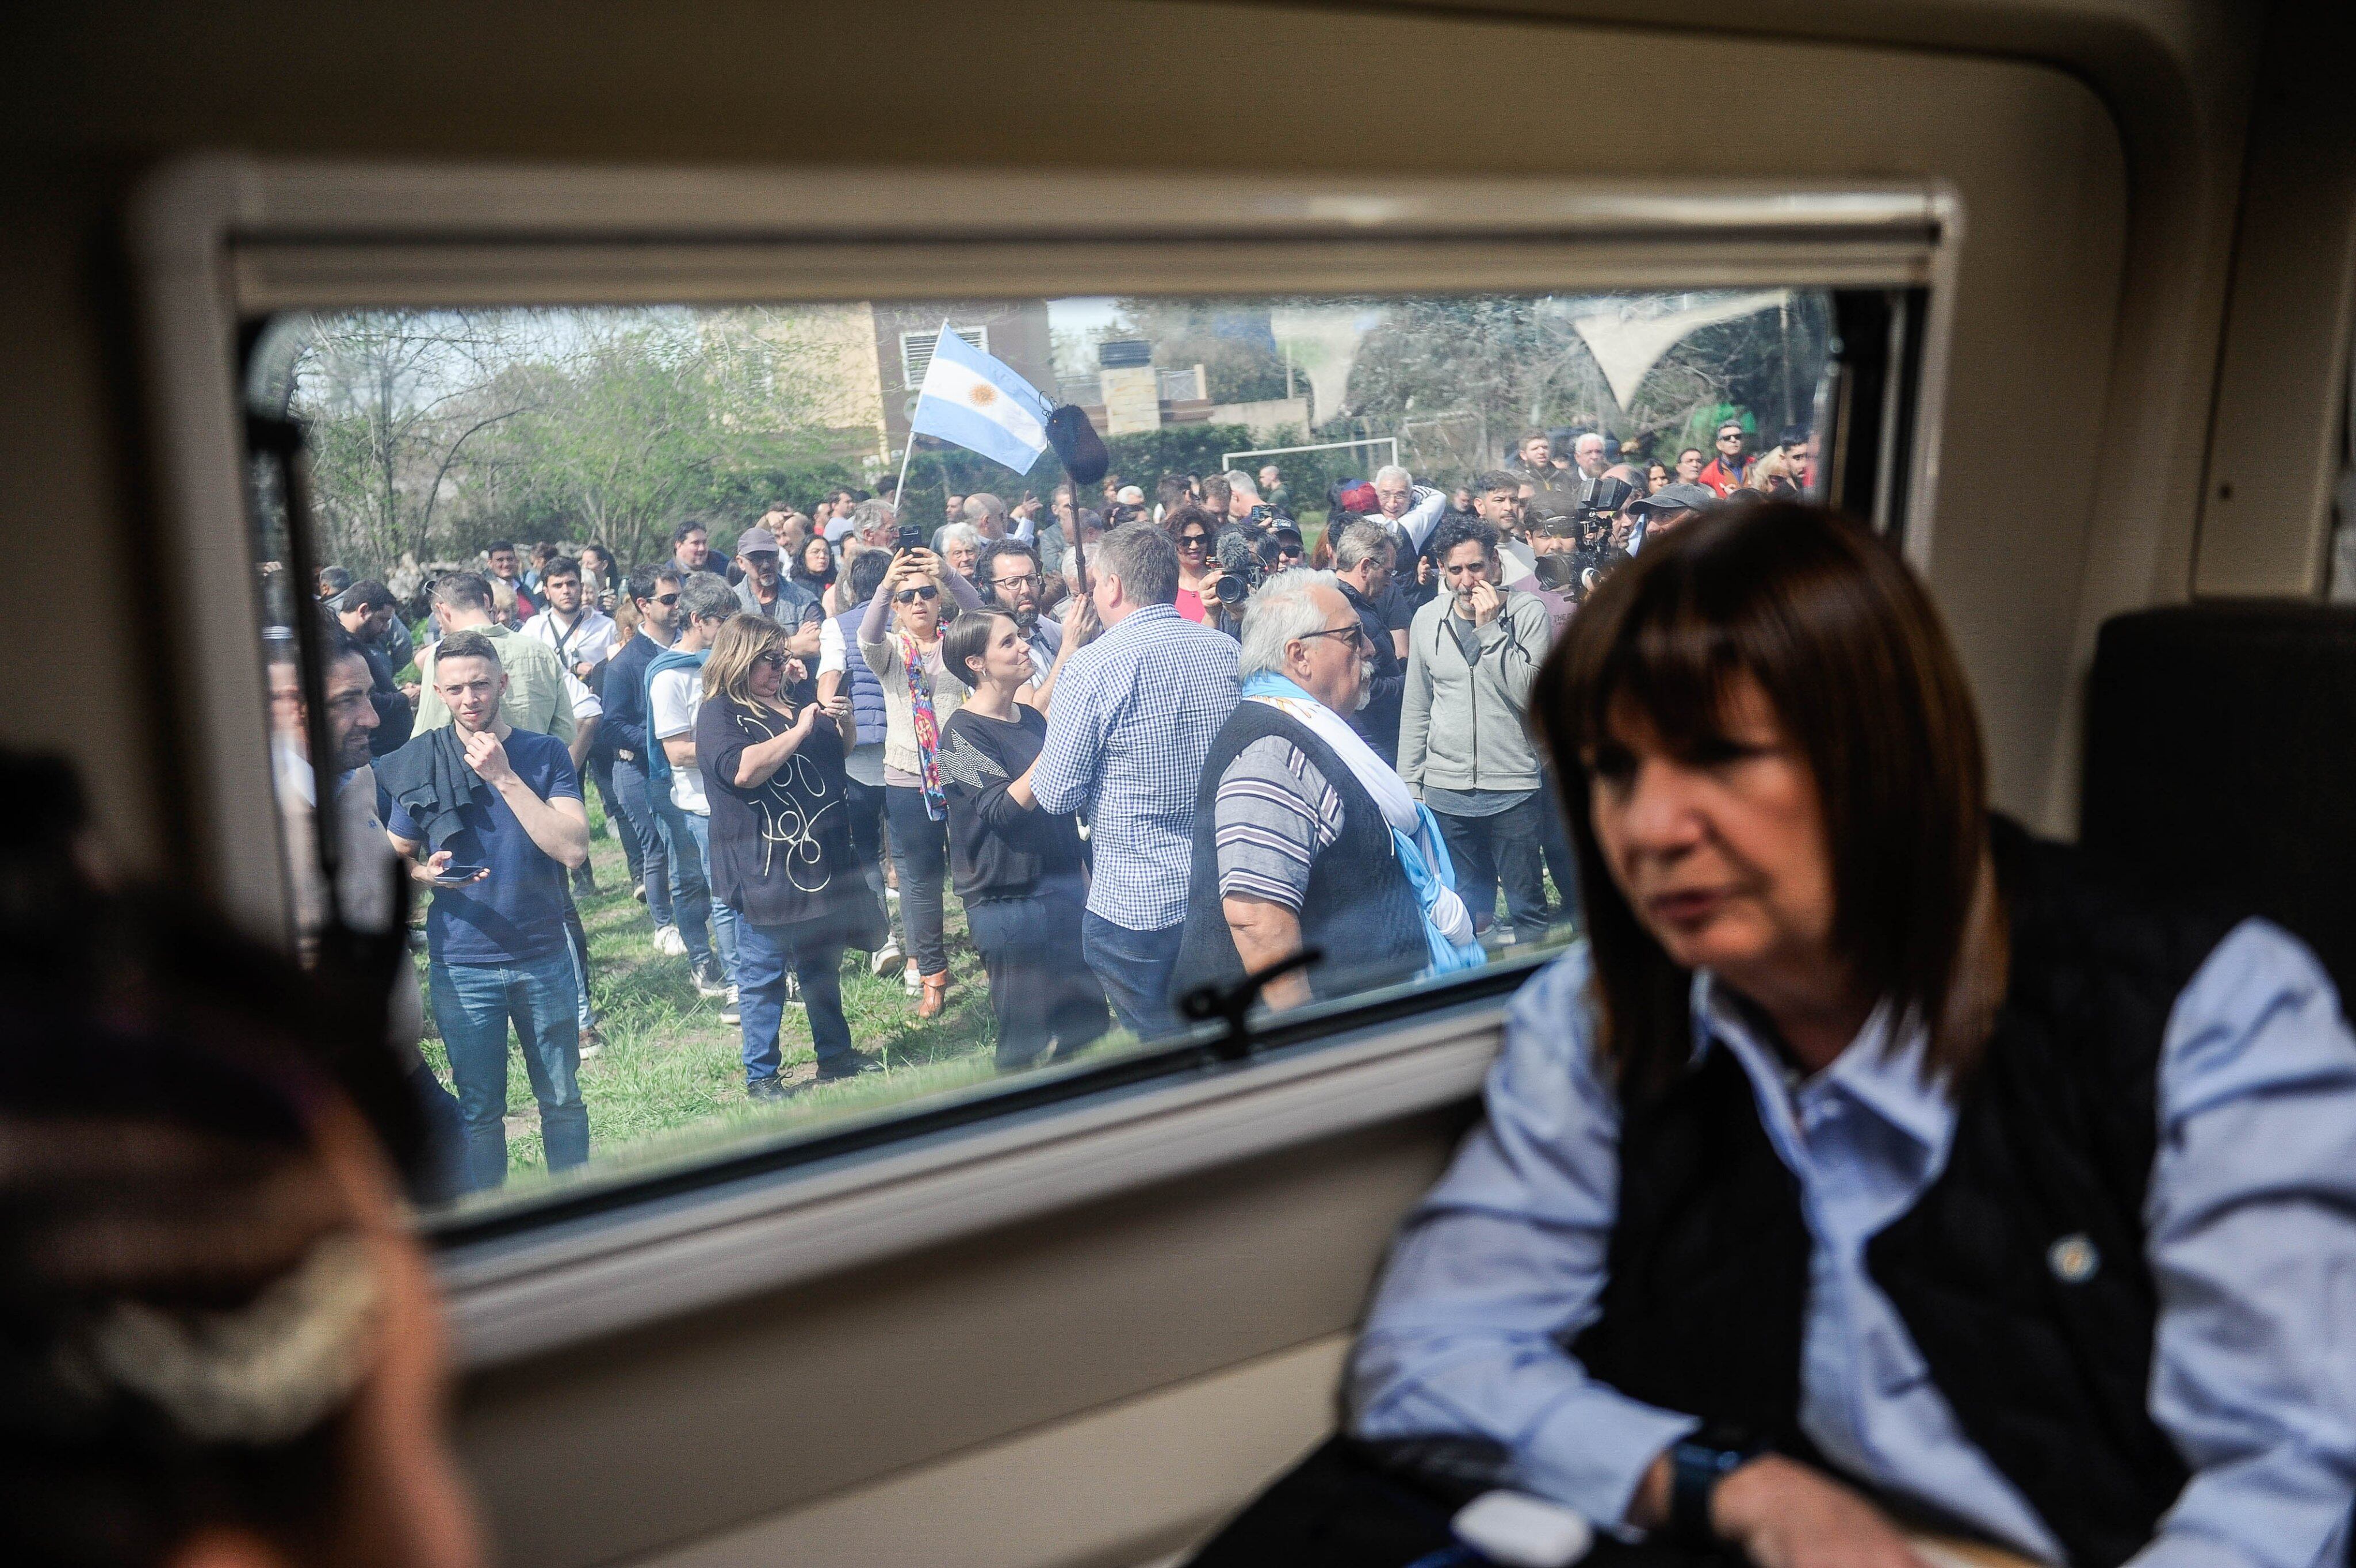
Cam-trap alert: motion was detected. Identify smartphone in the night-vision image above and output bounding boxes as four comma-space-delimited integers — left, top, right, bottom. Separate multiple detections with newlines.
897, 524, 924, 553
431, 862, 487, 886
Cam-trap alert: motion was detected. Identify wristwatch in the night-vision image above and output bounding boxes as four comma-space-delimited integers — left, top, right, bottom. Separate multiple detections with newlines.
1667, 1429, 1757, 1546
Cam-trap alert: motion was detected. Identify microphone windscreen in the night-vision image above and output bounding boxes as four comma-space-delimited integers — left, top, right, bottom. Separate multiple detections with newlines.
1045, 406, 1110, 487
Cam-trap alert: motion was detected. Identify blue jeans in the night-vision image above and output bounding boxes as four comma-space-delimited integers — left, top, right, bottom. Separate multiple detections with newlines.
590, 751, 646, 889
649, 790, 720, 975
1081, 911, 1187, 1041
676, 807, 740, 985
430, 953, 590, 1191
612, 756, 673, 927
735, 921, 857, 1081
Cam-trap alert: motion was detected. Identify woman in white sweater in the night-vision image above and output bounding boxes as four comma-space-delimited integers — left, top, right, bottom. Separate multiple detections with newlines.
858, 545, 966, 1018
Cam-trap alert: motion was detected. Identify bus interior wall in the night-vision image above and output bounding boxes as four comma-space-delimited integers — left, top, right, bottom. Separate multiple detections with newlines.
7, 4, 2356, 1568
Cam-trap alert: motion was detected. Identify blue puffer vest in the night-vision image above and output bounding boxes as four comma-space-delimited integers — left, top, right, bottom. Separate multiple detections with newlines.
835, 606, 889, 749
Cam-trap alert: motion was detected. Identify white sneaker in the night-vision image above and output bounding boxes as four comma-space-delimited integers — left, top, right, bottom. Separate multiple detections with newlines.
720, 985, 740, 1026
653, 925, 687, 958
692, 961, 729, 999
785, 972, 805, 1007
871, 941, 905, 978
903, 963, 923, 993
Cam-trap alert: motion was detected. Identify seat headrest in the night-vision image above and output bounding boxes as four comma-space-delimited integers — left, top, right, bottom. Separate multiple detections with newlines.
2082, 600, 2356, 1001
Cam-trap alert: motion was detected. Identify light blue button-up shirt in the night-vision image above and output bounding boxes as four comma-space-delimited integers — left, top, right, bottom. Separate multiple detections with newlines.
1350, 921, 2356, 1567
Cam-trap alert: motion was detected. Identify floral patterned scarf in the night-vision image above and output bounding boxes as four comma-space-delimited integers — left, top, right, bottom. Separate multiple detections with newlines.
896, 628, 947, 821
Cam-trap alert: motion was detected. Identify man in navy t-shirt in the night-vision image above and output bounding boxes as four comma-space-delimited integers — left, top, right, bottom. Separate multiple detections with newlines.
385, 628, 592, 1192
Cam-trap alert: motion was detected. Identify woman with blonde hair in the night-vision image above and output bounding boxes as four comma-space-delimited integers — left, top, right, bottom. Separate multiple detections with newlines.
698, 614, 884, 1096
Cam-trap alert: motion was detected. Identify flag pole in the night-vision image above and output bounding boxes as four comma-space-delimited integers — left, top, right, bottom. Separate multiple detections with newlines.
892, 319, 954, 514
889, 435, 917, 513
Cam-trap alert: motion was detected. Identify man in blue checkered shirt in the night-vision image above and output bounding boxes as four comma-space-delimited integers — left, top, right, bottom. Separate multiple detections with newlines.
1033, 525, 1240, 1037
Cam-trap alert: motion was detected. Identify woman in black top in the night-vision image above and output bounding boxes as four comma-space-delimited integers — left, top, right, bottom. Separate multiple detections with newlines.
937, 610, 1110, 1070
697, 614, 886, 1097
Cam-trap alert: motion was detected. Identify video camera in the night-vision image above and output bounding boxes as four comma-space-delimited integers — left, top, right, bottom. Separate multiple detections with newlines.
1533, 474, 1637, 588
1211, 527, 1283, 607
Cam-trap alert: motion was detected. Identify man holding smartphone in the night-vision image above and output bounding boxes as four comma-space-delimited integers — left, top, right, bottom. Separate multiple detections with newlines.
384, 628, 592, 1193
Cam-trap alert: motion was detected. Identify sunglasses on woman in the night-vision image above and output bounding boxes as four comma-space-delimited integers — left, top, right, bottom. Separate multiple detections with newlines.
753, 651, 789, 671
1177, 533, 1209, 550
894, 584, 940, 603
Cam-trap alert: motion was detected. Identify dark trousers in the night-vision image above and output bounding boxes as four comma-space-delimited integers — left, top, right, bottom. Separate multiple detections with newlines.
884, 783, 951, 978
1082, 910, 1186, 1040
967, 881, 1110, 1069
1188, 1437, 1699, 1568
561, 889, 596, 1031
611, 755, 673, 927
1435, 796, 1554, 947
1535, 783, 1581, 928
587, 751, 645, 888
843, 774, 889, 915
406, 1060, 470, 1207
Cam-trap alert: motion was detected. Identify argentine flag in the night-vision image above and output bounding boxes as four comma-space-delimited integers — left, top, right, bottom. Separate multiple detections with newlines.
908, 325, 1055, 474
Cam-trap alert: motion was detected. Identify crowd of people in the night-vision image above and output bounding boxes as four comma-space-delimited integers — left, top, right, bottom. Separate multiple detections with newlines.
296, 418, 1808, 1190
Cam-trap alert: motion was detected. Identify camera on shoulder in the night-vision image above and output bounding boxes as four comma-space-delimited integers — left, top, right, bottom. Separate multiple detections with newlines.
1212, 526, 1283, 607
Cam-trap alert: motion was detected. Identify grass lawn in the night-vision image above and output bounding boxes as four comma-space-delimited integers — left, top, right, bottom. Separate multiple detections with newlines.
415, 797, 1109, 1194
416, 796, 1570, 1202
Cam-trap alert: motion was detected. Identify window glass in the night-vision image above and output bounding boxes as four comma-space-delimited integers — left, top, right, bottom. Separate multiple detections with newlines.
249, 288, 1839, 1218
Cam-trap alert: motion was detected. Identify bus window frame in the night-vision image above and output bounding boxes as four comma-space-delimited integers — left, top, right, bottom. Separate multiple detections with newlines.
130, 158, 1956, 1365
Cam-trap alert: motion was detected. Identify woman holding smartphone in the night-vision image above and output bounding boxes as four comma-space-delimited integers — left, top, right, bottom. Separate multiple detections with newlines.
858, 546, 967, 1019
697, 614, 885, 1097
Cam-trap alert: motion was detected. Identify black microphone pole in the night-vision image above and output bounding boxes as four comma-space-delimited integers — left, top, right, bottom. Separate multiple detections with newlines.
1043, 404, 1110, 601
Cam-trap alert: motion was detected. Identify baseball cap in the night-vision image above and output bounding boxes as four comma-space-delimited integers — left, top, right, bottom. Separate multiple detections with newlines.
1627, 482, 1717, 515
735, 526, 779, 557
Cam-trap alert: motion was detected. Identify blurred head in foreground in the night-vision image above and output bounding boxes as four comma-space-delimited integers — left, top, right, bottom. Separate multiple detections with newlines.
0, 749, 484, 1568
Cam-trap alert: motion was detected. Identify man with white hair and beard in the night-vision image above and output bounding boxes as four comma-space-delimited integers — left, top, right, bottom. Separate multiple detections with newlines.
1172, 571, 1480, 1014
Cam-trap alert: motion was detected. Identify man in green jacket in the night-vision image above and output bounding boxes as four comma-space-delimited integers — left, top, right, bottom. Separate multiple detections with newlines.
1397, 516, 1558, 946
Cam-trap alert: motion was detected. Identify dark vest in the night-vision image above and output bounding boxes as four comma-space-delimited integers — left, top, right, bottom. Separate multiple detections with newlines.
1569, 819, 2231, 1567
1171, 700, 1428, 1005
833, 606, 889, 749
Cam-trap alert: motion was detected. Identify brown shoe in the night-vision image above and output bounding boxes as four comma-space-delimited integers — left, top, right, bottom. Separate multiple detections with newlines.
916, 971, 950, 1020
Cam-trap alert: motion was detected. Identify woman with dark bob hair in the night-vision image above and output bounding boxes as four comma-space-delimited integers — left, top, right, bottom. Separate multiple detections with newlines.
1192, 503, 2356, 1568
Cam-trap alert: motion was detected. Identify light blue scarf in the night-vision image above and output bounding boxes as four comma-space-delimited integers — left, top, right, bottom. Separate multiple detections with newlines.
1240, 672, 1485, 979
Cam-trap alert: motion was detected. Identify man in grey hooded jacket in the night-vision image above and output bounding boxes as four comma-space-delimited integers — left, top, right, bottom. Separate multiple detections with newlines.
1398, 515, 1558, 946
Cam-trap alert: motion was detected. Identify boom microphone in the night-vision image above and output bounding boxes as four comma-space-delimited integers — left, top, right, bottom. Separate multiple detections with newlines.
1045, 405, 1110, 488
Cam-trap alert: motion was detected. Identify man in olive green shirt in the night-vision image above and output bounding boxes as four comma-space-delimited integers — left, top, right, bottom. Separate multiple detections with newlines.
413, 572, 582, 754
408, 568, 605, 1050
